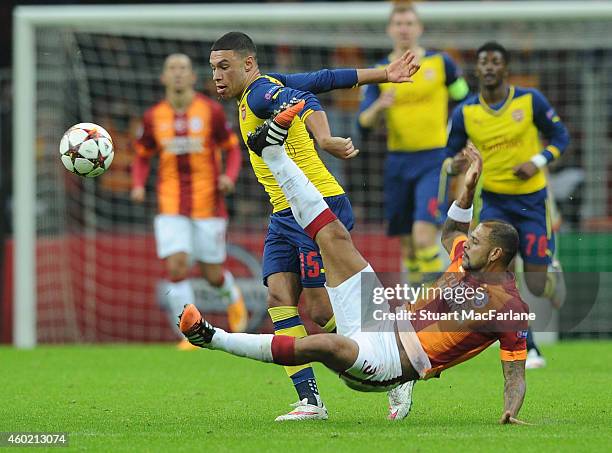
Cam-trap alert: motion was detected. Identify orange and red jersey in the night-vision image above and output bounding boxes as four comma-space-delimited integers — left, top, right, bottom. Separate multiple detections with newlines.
409, 235, 529, 379
132, 93, 241, 218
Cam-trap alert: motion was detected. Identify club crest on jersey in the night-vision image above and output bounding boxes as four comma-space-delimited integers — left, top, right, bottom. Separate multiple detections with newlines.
174, 118, 187, 133
472, 290, 489, 308
424, 68, 436, 80
189, 117, 203, 132
512, 109, 524, 122
240, 104, 247, 121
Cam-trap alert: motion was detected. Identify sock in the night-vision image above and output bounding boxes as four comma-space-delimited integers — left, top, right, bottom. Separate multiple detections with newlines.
210, 329, 273, 362
209, 330, 298, 366
526, 328, 541, 355
542, 272, 557, 299
217, 270, 242, 304
261, 145, 336, 237
416, 244, 444, 285
268, 306, 321, 406
166, 279, 195, 335
403, 257, 422, 286
322, 315, 337, 333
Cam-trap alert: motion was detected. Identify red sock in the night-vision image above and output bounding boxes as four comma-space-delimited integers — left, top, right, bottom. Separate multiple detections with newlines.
304, 208, 337, 239
271, 335, 297, 365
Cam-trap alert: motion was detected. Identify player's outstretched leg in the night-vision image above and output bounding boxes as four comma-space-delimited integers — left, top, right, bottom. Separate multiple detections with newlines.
179, 303, 360, 419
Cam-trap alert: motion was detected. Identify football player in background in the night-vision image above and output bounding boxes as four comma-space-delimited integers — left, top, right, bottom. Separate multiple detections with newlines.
359, 2, 469, 287
131, 53, 248, 348
209, 31, 419, 420
179, 107, 530, 425
446, 41, 570, 368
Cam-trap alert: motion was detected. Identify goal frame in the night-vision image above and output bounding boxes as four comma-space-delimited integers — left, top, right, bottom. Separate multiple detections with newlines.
12, 1, 612, 348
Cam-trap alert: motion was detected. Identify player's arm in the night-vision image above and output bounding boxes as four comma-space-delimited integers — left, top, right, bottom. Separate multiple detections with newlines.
305, 111, 358, 160
442, 52, 470, 102
444, 105, 470, 175
269, 50, 419, 94
211, 103, 242, 194
500, 359, 528, 424
357, 83, 395, 130
513, 89, 570, 180
441, 143, 482, 254
131, 110, 158, 203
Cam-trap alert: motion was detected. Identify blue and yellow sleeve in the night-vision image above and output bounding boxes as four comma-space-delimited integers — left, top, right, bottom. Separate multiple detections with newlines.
268, 69, 358, 94
446, 105, 468, 157
442, 53, 469, 101
247, 81, 323, 122
531, 88, 570, 164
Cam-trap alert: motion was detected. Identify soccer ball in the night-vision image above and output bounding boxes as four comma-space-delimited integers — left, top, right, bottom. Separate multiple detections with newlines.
59, 122, 114, 177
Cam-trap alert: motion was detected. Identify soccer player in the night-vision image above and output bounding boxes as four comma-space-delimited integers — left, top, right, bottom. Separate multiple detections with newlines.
209, 32, 419, 420
446, 42, 570, 368
358, 3, 469, 287
179, 106, 530, 425
131, 53, 248, 347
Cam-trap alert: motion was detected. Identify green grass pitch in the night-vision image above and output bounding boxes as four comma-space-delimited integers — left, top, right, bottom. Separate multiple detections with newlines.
1, 341, 611, 452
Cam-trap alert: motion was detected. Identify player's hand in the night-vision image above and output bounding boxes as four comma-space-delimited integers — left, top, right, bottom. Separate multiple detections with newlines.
463, 143, 483, 191
376, 89, 396, 110
130, 186, 145, 203
319, 136, 359, 160
386, 50, 421, 83
450, 152, 470, 175
499, 411, 532, 425
513, 162, 539, 180
218, 174, 235, 194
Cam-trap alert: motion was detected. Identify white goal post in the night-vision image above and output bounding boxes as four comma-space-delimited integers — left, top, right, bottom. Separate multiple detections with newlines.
13, 2, 612, 348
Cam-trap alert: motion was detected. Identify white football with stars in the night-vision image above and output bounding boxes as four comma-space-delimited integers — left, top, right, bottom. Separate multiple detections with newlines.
59, 122, 114, 177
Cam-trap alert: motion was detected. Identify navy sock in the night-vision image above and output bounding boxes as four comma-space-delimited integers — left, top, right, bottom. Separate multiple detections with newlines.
291, 368, 320, 406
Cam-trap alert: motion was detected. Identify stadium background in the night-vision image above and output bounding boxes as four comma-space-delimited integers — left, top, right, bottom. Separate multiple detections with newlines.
0, 0, 611, 345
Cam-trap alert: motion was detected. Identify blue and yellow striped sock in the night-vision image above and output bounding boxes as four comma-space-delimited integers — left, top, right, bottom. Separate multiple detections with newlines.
416, 245, 444, 285
268, 306, 321, 406
404, 257, 423, 286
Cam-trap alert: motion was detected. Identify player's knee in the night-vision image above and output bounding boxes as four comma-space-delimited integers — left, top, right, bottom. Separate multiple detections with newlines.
266, 288, 295, 308
524, 272, 546, 297
167, 261, 189, 281
201, 264, 224, 287
412, 223, 438, 249
307, 303, 333, 328
317, 222, 352, 249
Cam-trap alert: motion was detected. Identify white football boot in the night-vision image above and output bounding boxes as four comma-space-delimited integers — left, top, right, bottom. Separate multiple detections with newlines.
525, 348, 547, 369
274, 398, 328, 421
387, 381, 415, 420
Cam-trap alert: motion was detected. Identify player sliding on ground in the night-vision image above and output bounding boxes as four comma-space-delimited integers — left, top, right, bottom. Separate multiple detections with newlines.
179, 102, 530, 424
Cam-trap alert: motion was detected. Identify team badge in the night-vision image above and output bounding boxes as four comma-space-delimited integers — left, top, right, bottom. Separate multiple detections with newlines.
424, 68, 435, 80
189, 117, 203, 132
240, 104, 247, 121
512, 109, 524, 122
472, 290, 489, 308
174, 118, 187, 133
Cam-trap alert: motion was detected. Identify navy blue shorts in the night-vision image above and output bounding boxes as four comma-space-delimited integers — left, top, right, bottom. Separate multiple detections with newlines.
480, 188, 554, 265
262, 194, 355, 288
384, 149, 448, 236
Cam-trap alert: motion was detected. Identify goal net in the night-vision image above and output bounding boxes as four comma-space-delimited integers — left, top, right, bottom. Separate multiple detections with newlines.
12, 2, 612, 346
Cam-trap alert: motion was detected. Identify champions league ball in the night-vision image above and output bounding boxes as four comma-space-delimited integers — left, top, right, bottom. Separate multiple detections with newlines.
59, 122, 114, 177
